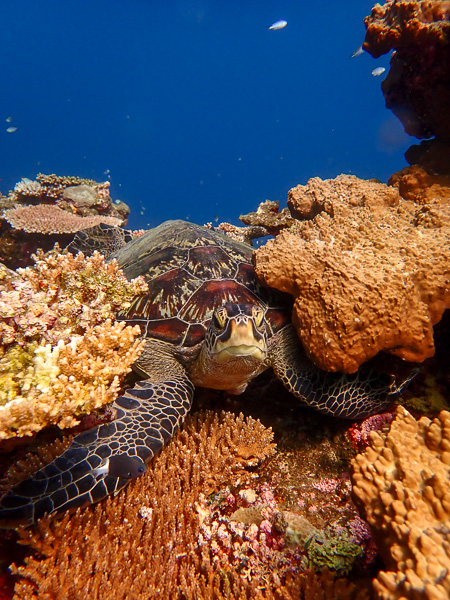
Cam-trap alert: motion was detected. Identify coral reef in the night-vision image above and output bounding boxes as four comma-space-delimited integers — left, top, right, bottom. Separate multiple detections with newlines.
0, 369, 380, 599
363, 0, 450, 174
0, 249, 148, 439
351, 406, 450, 600
253, 174, 450, 373
364, 1, 450, 59
0, 174, 130, 268
240, 200, 295, 236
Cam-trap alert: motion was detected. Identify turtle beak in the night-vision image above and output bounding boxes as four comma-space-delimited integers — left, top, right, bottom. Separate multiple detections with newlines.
213, 319, 266, 362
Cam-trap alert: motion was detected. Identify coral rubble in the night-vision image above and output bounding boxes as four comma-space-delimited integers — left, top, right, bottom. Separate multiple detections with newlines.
0, 250, 148, 439
351, 406, 450, 600
253, 174, 450, 374
204, 221, 269, 245
363, 0, 450, 174
240, 200, 295, 236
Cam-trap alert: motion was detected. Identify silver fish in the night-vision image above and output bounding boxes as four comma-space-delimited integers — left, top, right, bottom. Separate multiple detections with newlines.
351, 45, 364, 58
5, 116, 12, 123
372, 67, 386, 77
6, 127, 17, 133
268, 20, 287, 30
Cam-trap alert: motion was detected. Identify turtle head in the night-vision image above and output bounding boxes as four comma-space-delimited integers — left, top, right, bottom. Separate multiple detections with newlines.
205, 303, 268, 363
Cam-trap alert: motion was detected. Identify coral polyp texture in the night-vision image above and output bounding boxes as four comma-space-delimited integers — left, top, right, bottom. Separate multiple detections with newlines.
253, 174, 450, 374
363, 0, 450, 174
351, 406, 450, 600
0, 250, 148, 439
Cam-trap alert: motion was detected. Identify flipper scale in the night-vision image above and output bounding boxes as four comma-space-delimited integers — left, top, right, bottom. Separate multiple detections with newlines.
0, 373, 194, 528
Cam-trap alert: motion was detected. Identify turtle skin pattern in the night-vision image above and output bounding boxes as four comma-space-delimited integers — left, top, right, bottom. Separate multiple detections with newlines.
0, 220, 413, 527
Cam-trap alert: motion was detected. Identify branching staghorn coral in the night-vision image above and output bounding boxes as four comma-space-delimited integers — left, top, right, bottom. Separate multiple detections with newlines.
9, 410, 367, 600
0, 249, 148, 439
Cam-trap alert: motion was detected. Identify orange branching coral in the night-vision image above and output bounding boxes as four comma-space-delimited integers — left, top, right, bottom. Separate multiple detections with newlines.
254, 174, 450, 374
10, 411, 283, 600
3, 205, 122, 235
351, 406, 450, 600
0, 250, 148, 439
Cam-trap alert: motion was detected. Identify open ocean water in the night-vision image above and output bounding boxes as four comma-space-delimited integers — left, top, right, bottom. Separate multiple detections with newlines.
0, 0, 409, 230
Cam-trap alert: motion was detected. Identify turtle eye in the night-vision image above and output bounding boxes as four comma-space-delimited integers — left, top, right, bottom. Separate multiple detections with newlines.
213, 308, 227, 329
252, 306, 265, 329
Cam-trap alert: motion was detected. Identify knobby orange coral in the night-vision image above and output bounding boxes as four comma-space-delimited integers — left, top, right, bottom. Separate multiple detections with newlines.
351, 406, 450, 600
254, 174, 450, 373
0, 249, 148, 439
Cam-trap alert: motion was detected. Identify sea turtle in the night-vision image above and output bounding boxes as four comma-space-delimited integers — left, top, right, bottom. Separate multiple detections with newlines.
0, 220, 411, 527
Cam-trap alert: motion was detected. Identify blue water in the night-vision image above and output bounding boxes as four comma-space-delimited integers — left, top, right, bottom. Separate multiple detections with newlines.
0, 0, 409, 230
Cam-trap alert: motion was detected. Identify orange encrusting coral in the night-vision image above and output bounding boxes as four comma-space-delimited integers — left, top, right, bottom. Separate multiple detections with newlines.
253, 174, 450, 374
363, 0, 450, 59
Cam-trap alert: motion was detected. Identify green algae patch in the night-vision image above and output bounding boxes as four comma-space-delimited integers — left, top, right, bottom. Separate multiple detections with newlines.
304, 531, 363, 575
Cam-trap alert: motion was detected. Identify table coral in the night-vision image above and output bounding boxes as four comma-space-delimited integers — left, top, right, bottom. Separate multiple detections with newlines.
3, 205, 122, 235
351, 406, 450, 600
0, 250, 148, 439
253, 174, 450, 373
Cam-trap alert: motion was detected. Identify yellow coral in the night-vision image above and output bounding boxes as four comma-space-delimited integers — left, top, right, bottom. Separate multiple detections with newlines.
0, 321, 144, 439
0, 248, 148, 439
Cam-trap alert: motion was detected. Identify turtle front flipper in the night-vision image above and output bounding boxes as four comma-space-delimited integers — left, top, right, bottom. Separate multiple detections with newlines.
0, 352, 194, 528
270, 325, 416, 420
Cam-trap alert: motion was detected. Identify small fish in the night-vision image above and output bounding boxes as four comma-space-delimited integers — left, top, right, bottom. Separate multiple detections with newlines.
93, 455, 147, 479
351, 45, 364, 58
268, 20, 287, 30
6, 127, 17, 133
5, 116, 12, 123
372, 67, 386, 77
103, 169, 110, 175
